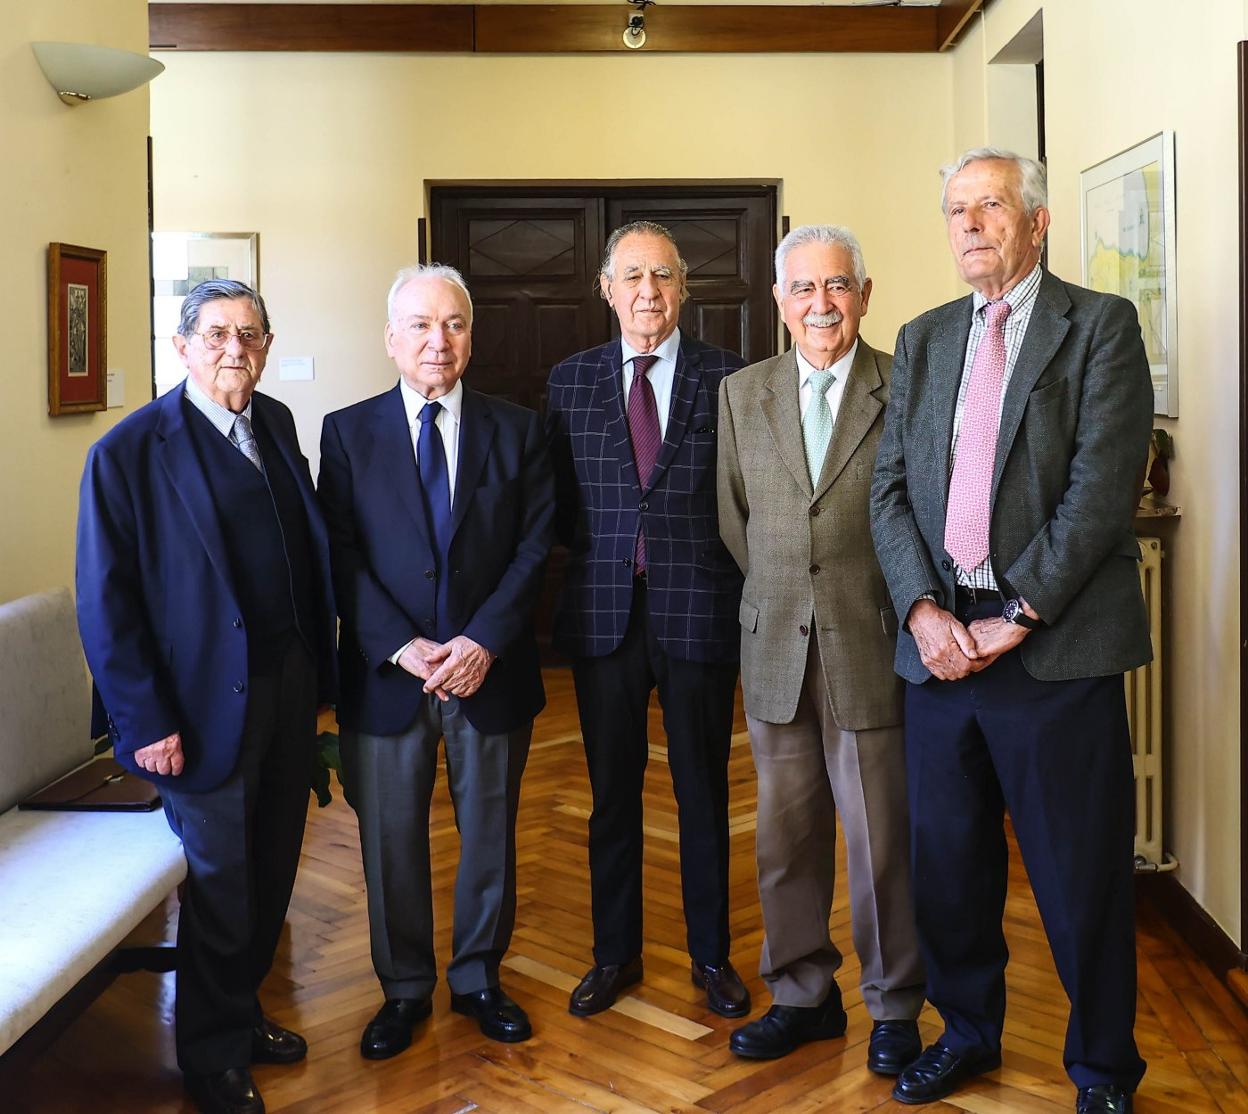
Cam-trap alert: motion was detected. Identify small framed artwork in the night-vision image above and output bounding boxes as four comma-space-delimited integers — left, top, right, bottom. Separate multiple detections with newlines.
48, 242, 107, 416
1081, 132, 1178, 417
151, 232, 259, 397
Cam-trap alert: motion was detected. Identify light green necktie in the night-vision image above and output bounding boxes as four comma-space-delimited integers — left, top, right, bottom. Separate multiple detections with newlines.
802, 368, 836, 485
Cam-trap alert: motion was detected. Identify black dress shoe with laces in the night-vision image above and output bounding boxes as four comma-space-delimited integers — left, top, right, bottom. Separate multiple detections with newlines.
1076, 1085, 1133, 1114
867, 1019, 923, 1076
360, 997, 432, 1060
450, 986, 532, 1042
184, 1067, 265, 1114
568, 956, 644, 1016
250, 1016, 307, 1064
691, 960, 751, 1018
728, 987, 848, 1059
892, 1041, 1001, 1104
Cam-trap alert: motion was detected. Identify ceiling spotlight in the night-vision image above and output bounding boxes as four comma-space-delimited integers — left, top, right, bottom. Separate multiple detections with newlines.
624, 0, 654, 50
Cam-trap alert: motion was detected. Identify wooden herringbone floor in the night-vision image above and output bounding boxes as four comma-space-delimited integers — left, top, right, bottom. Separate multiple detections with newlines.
16, 671, 1248, 1112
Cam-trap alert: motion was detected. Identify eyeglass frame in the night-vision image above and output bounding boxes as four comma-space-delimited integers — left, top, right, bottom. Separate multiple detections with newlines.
190, 326, 273, 352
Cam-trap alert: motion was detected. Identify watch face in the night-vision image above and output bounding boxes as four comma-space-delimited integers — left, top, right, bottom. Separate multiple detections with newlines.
1003, 599, 1021, 623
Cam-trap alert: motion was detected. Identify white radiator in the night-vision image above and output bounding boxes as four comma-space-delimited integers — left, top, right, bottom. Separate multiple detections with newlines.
1127, 536, 1165, 868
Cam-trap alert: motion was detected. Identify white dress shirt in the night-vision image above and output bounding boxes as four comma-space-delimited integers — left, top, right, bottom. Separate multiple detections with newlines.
400, 376, 463, 512
621, 329, 681, 437
796, 339, 857, 426
183, 374, 254, 436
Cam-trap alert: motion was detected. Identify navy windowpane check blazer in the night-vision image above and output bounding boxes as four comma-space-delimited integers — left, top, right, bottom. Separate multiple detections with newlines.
544, 335, 745, 663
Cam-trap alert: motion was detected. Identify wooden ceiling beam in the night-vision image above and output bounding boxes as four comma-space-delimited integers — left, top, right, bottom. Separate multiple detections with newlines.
148, 3, 943, 54
936, 0, 987, 52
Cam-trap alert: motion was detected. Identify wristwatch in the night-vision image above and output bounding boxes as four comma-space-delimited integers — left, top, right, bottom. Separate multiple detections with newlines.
1001, 598, 1042, 630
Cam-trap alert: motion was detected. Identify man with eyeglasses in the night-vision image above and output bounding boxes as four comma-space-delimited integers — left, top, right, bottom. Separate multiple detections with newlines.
77, 279, 338, 1114
717, 226, 924, 1068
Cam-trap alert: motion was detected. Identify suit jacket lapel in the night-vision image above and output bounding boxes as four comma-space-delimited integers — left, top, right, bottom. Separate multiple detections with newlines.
813, 342, 885, 501
448, 386, 495, 542
370, 384, 431, 544
252, 393, 330, 554
992, 271, 1071, 501
155, 385, 234, 593
760, 350, 812, 499
646, 338, 701, 493
592, 339, 637, 485
928, 299, 974, 524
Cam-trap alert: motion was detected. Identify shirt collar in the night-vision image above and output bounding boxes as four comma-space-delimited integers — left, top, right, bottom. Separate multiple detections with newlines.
795, 339, 858, 389
183, 374, 253, 437
400, 376, 464, 427
971, 262, 1043, 317
622, 328, 681, 370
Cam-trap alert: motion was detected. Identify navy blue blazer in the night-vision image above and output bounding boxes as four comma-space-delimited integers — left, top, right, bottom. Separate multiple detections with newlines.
318, 383, 554, 737
545, 334, 744, 663
76, 386, 338, 794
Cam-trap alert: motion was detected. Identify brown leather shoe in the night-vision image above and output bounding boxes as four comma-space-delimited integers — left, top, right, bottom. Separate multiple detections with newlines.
184, 1067, 264, 1114
568, 957, 643, 1016
250, 1016, 307, 1064
691, 960, 750, 1017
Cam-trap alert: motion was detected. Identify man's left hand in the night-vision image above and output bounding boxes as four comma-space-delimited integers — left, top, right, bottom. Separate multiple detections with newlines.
423, 635, 496, 698
965, 616, 1030, 670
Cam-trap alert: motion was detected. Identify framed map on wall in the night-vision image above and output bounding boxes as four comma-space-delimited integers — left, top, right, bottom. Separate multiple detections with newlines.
1080, 132, 1178, 417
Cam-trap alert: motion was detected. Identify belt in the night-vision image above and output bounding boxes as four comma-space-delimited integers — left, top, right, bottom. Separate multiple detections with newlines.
954, 585, 1002, 608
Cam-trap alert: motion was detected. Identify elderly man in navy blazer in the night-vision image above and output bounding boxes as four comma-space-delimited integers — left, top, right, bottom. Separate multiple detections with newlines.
319, 265, 554, 1058
77, 279, 338, 1114
871, 149, 1152, 1114
545, 220, 749, 1019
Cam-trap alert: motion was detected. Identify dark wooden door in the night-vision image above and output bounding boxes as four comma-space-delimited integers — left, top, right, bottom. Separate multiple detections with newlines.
430, 184, 779, 659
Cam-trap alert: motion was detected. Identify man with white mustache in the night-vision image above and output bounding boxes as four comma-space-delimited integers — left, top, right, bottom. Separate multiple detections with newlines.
717, 226, 924, 1067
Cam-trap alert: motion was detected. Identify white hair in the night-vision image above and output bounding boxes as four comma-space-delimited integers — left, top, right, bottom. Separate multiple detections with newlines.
940, 147, 1048, 216
387, 263, 474, 324
774, 225, 868, 293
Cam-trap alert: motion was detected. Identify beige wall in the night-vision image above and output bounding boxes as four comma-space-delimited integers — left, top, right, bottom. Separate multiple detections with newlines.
0, 0, 153, 602
149, 50, 955, 469
955, 0, 1246, 942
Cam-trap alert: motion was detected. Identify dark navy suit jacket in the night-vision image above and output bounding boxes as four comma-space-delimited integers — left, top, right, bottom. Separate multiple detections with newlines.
76, 386, 338, 794
318, 383, 554, 737
544, 334, 744, 663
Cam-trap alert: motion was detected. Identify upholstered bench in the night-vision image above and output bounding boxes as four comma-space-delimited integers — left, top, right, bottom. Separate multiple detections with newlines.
0, 589, 186, 1067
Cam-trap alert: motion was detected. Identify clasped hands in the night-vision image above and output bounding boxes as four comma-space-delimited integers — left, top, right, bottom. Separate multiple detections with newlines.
398, 635, 495, 700
907, 597, 1035, 681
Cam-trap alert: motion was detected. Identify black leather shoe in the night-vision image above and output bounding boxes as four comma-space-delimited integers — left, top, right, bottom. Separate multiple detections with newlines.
360, 997, 432, 1060
184, 1067, 264, 1114
1076, 1085, 1133, 1113
250, 1016, 307, 1064
892, 1041, 1001, 1104
451, 986, 532, 1043
867, 1019, 923, 1076
728, 988, 848, 1059
568, 957, 643, 1017
691, 960, 751, 1017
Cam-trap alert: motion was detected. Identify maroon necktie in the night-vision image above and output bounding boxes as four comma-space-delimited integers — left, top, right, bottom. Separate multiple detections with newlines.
627, 354, 661, 573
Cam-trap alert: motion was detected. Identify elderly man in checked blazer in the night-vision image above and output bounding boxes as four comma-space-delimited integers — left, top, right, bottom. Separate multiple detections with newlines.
544, 220, 749, 1020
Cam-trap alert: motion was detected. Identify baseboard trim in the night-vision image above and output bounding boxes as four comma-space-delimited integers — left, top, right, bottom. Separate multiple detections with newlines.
1139, 871, 1247, 979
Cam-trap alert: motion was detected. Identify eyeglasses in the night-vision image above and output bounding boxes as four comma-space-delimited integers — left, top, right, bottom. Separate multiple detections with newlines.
193, 327, 271, 351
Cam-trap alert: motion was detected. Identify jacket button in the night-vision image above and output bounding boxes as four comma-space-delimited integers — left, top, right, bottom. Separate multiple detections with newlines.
810, 564, 821, 575
799, 624, 809, 636
810, 507, 820, 517
622, 557, 632, 567
232, 617, 243, 628
639, 500, 649, 511
941, 559, 952, 571
233, 681, 245, 693
424, 569, 435, 580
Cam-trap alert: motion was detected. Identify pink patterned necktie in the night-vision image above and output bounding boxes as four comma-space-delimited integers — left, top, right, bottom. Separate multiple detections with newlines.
944, 300, 1012, 571
627, 354, 661, 573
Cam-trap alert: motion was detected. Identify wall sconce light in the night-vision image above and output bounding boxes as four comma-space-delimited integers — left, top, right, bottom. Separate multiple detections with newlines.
623, 0, 654, 50
32, 42, 165, 106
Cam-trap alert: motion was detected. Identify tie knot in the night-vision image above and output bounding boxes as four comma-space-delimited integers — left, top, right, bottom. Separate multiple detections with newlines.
808, 369, 835, 395
232, 414, 252, 438
633, 354, 658, 379
418, 401, 442, 426
985, 300, 1012, 330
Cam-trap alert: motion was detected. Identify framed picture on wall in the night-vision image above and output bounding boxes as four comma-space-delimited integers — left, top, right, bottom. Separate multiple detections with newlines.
47, 242, 107, 416
1080, 132, 1178, 417
151, 231, 259, 397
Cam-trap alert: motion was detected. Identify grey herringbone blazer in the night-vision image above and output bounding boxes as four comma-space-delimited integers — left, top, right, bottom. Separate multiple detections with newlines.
718, 340, 903, 730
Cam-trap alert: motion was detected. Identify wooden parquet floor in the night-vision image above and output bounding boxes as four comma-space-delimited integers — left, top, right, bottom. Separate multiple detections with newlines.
15, 670, 1248, 1112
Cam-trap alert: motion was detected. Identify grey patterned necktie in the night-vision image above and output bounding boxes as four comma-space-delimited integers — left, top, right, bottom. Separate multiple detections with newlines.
231, 413, 264, 473
802, 368, 836, 485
